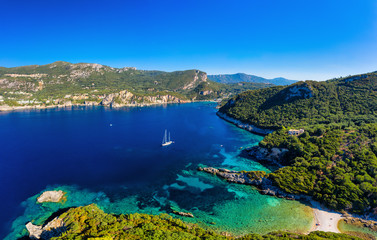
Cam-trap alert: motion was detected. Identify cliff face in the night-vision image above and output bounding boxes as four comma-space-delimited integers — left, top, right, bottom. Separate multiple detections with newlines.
182, 71, 207, 90
283, 83, 313, 101
100, 90, 185, 107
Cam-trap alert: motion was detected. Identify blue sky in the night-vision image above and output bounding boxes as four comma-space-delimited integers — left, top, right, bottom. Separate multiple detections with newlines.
0, 0, 376, 80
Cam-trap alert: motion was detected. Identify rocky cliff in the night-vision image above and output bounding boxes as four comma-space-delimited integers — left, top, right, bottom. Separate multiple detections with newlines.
99, 90, 186, 107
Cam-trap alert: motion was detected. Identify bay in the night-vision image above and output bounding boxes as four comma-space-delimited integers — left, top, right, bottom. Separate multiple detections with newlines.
0, 102, 313, 239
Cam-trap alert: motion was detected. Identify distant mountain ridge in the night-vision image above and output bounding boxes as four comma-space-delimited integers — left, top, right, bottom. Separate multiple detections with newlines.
208, 73, 298, 86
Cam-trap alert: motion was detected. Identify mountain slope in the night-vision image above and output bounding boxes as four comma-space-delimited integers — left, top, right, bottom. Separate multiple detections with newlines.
219, 72, 377, 130
208, 73, 297, 86
0, 62, 272, 108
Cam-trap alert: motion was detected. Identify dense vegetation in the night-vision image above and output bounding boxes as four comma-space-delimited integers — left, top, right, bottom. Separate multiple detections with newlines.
45, 204, 360, 240
262, 125, 377, 214
220, 72, 377, 214
208, 73, 297, 86
220, 73, 377, 130
0, 62, 271, 106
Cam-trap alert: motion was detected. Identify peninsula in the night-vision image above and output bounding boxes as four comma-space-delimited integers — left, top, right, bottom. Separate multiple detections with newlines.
213, 71, 377, 239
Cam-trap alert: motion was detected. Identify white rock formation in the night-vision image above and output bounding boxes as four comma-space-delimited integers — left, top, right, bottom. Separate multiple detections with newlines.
37, 190, 65, 203
26, 217, 65, 239
26, 222, 43, 239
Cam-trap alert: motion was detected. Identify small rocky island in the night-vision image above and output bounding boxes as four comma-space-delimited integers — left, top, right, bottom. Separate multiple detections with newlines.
37, 190, 65, 203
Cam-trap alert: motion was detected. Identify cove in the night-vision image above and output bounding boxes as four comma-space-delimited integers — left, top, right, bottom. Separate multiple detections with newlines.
0, 102, 313, 239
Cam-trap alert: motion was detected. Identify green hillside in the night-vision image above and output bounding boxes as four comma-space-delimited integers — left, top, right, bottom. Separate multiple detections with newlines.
0, 62, 272, 107
219, 72, 377, 130
262, 125, 377, 214
219, 72, 377, 215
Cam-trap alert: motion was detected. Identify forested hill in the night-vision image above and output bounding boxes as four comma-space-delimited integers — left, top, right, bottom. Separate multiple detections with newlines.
219, 72, 377, 130
219, 71, 377, 215
208, 73, 297, 86
0, 61, 272, 108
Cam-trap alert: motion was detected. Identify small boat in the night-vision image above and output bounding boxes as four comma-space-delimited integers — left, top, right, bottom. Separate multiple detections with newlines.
162, 129, 174, 146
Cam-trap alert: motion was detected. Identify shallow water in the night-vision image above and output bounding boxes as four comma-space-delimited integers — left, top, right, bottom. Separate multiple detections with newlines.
339, 220, 377, 239
0, 103, 313, 239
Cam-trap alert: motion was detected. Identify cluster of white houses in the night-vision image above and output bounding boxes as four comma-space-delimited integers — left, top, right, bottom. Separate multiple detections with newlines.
288, 129, 305, 136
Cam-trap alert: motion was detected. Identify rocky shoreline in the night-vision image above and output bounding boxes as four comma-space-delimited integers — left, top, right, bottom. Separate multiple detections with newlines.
197, 166, 309, 201
0, 99, 215, 112
215, 112, 377, 235
26, 217, 65, 240
216, 112, 274, 135
240, 145, 287, 168
197, 166, 350, 234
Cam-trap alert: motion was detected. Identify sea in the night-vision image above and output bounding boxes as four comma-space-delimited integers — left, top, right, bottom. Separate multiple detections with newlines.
0, 102, 313, 239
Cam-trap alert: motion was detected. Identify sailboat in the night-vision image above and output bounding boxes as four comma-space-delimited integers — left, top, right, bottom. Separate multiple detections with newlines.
162, 129, 174, 146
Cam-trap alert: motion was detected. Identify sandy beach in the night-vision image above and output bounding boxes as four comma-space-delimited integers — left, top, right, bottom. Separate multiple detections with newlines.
310, 200, 342, 233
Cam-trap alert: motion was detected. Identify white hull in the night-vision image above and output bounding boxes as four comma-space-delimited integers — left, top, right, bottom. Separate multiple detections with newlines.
162, 141, 174, 146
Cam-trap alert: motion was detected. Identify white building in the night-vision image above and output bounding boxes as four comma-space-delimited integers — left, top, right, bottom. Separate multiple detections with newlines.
288, 129, 305, 136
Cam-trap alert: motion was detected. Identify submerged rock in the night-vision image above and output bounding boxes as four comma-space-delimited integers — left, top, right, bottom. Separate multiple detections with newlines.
37, 190, 65, 203
173, 211, 195, 218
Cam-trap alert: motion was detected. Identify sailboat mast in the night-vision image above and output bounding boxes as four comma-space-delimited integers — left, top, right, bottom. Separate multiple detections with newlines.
163, 129, 167, 144
162, 129, 174, 146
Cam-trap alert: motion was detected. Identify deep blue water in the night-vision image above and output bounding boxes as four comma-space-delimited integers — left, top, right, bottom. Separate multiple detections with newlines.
0, 103, 313, 239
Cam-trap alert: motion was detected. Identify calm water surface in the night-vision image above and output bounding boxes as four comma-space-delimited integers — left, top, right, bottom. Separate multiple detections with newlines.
0, 103, 313, 239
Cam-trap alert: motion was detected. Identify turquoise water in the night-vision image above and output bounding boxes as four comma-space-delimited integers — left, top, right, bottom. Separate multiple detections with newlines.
0, 103, 313, 239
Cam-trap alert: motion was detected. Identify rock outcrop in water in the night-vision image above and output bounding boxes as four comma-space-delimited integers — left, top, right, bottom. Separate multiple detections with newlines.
172, 211, 195, 218
37, 190, 65, 203
26, 217, 65, 239
198, 167, 309, 201
26, 222, 43, 239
